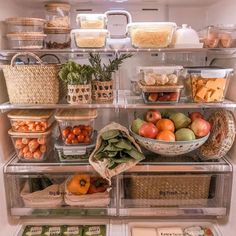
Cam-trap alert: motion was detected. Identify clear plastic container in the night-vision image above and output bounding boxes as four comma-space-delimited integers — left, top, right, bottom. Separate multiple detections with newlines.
183, 67, 234, 103
141, 85, 183, 104
76, 14, 107, 29
45, 2, 71, 29
8, 109, 54, 133
55, 109, 98, 145
71, 29, 108, 48
8, 128, 52, 162
55, 132, 96, 162
127, 22, 177, 48
45, 28, 71, 49
6, 17, 45, 34
137, 66, 183, 86
218, 24, 236, 48
7, 33, 46, 49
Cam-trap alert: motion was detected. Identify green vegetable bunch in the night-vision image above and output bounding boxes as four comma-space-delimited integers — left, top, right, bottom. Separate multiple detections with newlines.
89, 53, 132, 82
59, 61, 94, 85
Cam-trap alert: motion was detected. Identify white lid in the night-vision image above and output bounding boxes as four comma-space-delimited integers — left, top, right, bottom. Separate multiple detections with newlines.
77, 13, 106, 20
137, 66, 183, 74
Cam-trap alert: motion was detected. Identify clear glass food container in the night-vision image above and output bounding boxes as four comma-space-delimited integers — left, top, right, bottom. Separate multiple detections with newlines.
55, 133, 96, 162
44, 2, 71, 29
8, 109, 54, 133
127, 22, 177, 48
183, 67, 234, 103
218, 24, 236, 48
55, 109, 98, 145
7, 33, 46, 49
76, 14, 107, 29
71, 29, 108, 48
8, 128, 52, 162
45, 28, 71, 49
200, 26, 220, 48
137, 66, 183, 86
6, 17, 45, 34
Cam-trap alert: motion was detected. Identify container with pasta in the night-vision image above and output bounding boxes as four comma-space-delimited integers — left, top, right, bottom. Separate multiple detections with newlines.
127, 22, 177, 48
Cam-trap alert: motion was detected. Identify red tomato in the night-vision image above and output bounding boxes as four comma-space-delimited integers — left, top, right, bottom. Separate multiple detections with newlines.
68, 133, 76, 141
72, 139, 79, 144
82, 130, 89, 137
62, 129, 70, 138
73, 127, 81, 136
77, 134, 85, 143
65, 138, 72, 144
84, 136, 91, 144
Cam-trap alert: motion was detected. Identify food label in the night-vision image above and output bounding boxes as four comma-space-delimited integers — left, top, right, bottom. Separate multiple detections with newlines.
201, 70, 226, 78
67, 226, 80, 234
86, 226, 101, 235
29, 226, 43, 235
48, 226, 61, 235
157, 228, 183, 236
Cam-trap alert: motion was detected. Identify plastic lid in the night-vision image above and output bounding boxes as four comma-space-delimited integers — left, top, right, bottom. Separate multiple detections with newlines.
71, 29, 108, 34
8, 127, 52, 137
127, 22, 177, 29
7, 33, 46, 40
137, 66, 183, 74
8, 109, 54, 120
6, 17, 46, 26
44, 27, 71, 34
55, 109, 98, 120
45, 2, 71, 11
77, 13, 107, 19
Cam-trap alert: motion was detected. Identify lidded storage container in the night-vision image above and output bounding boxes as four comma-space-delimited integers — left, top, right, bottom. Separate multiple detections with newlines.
71, 29, 108, 48
55, 109, 98, 145
44, 2, 71, 29
8, 128, 52, 162
7, 109, 54, 133
45, 28, 71, 49
76, 14, 107, 29
5, 17, 45, 34
127, 22, 177, 48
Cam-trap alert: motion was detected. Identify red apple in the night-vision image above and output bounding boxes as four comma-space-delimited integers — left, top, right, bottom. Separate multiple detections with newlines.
189, 112, 204, 122
139, 122, 159, 139
145, 109, 162, 124
148, 93, 158, 102
190, 118, 211, 137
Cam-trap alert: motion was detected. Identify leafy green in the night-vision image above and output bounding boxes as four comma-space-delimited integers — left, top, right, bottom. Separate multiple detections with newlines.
59, 61, 94, 85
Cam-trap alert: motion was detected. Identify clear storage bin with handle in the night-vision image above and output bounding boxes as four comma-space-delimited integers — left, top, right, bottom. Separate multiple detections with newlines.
55, 109, 98, 145
7, 109, 54, 133
76, 13, 107, 29
8, 128, 52, 162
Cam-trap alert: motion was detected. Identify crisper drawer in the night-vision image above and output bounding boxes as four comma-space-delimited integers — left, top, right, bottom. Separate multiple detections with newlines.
5, 173, 116, 217
119, 171, 232, 217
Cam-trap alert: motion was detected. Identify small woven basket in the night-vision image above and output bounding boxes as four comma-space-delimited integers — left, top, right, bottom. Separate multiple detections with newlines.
2, 52, 59, 104
92, 80, 114, 102
67, 84, 92, 104
125, 175, 211, 202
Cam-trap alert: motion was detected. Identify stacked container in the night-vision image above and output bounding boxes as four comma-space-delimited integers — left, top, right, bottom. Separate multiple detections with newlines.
7, 110, 54, 162
71, 13, 108, 48
54, 109, 98, 162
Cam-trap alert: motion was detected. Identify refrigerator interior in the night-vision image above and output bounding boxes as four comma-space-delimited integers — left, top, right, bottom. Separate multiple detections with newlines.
1, 0, 236, 235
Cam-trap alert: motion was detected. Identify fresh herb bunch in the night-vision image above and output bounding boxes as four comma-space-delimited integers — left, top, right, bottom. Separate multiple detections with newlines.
59, 61, 94, 85
89, 53, 132, 82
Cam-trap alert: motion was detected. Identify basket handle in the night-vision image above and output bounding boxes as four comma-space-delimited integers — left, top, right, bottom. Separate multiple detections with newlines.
11, 52, 43, 66
40, 54, 61, 64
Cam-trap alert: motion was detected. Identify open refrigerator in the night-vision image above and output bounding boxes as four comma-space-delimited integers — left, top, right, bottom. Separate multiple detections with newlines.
1, 0, 236, 236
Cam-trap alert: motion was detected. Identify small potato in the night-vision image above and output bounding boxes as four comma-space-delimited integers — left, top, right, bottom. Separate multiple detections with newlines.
40, 144, 47, 153
38, 137, 46, 145
33, 149, 42, 160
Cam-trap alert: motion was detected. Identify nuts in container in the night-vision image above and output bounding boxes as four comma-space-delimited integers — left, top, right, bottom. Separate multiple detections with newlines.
8, 109, 54, 133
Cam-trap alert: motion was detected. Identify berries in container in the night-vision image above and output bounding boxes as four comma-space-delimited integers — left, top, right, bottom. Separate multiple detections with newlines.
8, 128, 52, 162
7, 109, 54, 133
55, 109, 98, 145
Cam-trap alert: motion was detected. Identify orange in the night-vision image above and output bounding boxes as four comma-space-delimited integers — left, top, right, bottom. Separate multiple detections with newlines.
156, 119, 175, 132
156, 130, 175, 142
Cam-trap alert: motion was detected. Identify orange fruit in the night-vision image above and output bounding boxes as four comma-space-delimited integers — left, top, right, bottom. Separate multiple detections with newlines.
156, 119, 175, 132
156, 130, 175, 142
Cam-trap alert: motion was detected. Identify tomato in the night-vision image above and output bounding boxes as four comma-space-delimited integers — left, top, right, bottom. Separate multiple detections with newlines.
73, 127, 81, 136
77, 134, 85, 143
84, 136, 91, 144
62, 128, 71, 138
169, 92, 178, 101
84, 125, 92, 131
72, 139, 79, 144
38, 137, 46, 145
65, 138, 72, 144
68, 133, 76, 141
79, 125, 85, 130
82, 130, 89, 137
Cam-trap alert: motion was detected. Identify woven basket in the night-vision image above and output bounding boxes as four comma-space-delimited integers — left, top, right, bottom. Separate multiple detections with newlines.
92, 80, 114, 102
67, 84, 92, 104
2, 52, 59, 104
125, 175, 211, 201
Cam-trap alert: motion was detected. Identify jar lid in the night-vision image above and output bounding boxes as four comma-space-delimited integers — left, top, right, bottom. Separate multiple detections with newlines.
55, 109, 98, 120
45, 2, 71, 12
7, 33, 46, 40
8, 109, 54, 120
44, 27, 71, 34
6, 17, 46, 26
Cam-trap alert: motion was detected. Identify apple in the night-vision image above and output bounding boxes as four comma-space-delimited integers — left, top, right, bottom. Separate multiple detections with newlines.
131, 118, 146, 134
148, 93, 158, 102
145, 109, 162, 124
190, 118, 211, 137
139, 122, 158, 139
189, 112, 203, 122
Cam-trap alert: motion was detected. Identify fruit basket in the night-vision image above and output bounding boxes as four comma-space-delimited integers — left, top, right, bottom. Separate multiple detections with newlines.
130, 128, 209, 156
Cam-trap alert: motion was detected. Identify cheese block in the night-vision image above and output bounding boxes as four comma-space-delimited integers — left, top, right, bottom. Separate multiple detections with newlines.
132, 227, 157, 236
200, 109, 236, 160
157, 227, 183, 236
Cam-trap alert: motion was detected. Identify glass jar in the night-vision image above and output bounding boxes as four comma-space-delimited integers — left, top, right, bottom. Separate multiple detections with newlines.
45, 2, 71, 29
45, 28, 71, 49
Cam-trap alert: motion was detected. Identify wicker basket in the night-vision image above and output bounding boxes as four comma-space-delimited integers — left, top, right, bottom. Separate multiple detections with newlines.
67, 84, 91, 104
92, 80, 114, 102
125, 175, 211, 203
2, 52, 59, 104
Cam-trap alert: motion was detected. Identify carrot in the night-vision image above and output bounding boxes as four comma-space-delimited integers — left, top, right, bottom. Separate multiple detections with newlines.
33, 149, 42, 160
38, 137, 46, 145
15, 139, 25, 149
22, 146, 29, 154
28, 139, 39, 152
24, 151, 33, 159
40, 144, 46, 153
18, 149, 24, 158
22, 138, 30, 145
